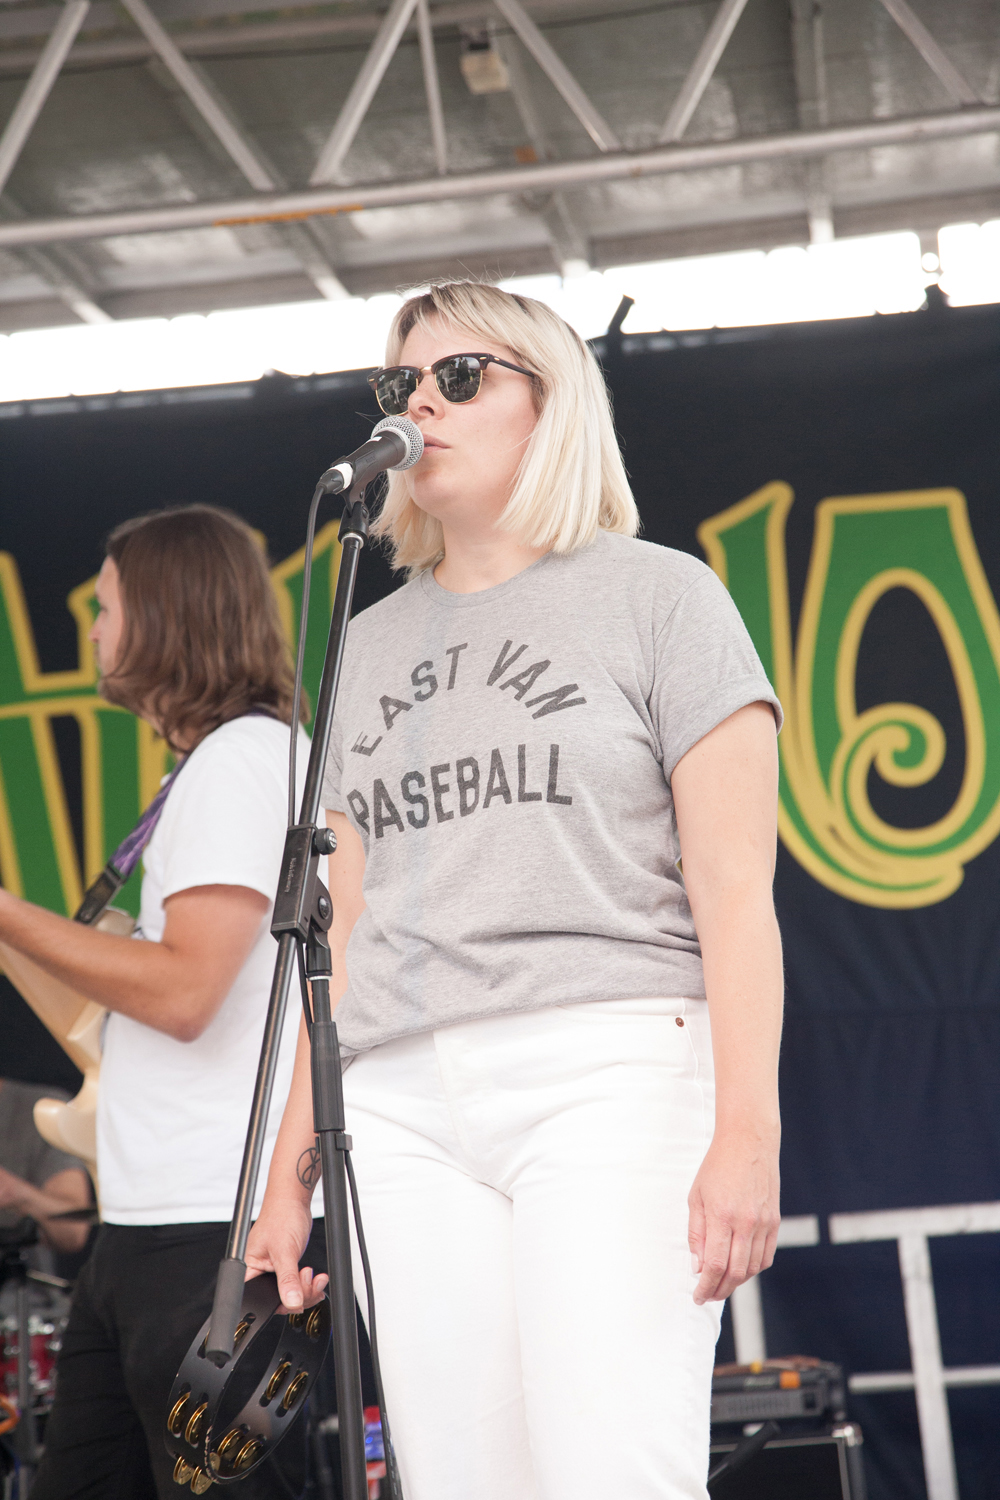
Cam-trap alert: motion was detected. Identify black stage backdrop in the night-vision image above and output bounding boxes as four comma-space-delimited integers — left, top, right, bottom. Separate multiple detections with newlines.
2, 301, 999, 1500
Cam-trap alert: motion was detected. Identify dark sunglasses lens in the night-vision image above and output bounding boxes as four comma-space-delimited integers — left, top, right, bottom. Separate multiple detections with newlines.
374, 368, 417, 414
435, 356, 482, 403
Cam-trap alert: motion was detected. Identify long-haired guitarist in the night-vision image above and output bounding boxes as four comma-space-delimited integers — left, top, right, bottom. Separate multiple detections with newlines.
0, 506, 325, 1499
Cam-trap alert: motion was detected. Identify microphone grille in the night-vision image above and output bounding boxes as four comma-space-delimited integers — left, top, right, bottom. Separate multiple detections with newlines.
372, 415, 423, 471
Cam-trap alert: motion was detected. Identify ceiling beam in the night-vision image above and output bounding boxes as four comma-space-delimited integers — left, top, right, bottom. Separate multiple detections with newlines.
309, 0, 421, 185
789, 0, 827, 131
277, 221, 348, 299
121, 0, 350, 296
0, 0, 667, 73
790, 0, 832, 242
0, 190, 111, 321
0, 0, 590, 52
416, 0, 448, 177
0, 102, 998, 251
496, 31, 591, 274
492, 0, 619, 151
0, 0, 108, 321
658, 0, 750, 144
119, 0, 275, 190
19, 243, 112, 322
0, 0, 89, 195
876, 0, 980, 107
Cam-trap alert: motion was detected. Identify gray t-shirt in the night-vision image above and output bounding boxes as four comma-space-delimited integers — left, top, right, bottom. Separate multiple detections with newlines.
322, 530, 781, 1059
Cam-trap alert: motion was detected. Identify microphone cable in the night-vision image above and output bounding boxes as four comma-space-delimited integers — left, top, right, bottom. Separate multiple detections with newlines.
288, 476, 326, 827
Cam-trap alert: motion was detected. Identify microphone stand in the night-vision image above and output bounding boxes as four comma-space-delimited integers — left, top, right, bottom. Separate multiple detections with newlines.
203, 484, 372, 1500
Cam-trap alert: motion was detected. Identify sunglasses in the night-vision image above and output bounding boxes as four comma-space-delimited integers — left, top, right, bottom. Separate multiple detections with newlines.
368, 352, 537, 417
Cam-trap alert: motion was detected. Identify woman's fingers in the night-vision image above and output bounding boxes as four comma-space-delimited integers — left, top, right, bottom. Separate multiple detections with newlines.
276, 1259, 310, 1311
694, 1220, 737, 1305
687, 1190, 708, 1275
246, 1209, 316, 1310
692, 1207, 782, 1303
687, 1137, 780, 1303
292, 1267, 330, 1312
244, 1246, 328, 1312
746, 1217, 777, 1282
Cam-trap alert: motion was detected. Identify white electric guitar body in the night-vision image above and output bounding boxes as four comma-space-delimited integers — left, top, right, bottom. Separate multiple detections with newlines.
0, 906, 135, 1185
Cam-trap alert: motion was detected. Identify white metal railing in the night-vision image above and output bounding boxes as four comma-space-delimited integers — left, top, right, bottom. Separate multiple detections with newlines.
729, 1202, 1000, 1500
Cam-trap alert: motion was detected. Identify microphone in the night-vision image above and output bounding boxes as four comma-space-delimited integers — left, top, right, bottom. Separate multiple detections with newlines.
320, 415, 423, 495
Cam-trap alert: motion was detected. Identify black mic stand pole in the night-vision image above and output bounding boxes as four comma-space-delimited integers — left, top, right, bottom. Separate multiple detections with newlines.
203, 484, 372, 1500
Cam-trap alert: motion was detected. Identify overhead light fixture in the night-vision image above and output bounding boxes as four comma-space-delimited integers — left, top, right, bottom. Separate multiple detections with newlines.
459, 27, 510, 94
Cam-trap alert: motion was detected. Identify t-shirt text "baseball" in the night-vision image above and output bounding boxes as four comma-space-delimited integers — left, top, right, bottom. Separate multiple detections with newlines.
349, 741, 572, 838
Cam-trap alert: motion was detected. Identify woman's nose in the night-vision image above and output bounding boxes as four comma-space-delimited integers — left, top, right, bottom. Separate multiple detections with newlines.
409, 368, 440, 416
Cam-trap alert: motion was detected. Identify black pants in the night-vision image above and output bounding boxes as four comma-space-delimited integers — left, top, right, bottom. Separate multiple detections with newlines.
31, 1220, 328, 1500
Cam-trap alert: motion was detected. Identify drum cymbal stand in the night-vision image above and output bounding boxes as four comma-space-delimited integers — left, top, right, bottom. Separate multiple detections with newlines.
0, 1229, 41, 1500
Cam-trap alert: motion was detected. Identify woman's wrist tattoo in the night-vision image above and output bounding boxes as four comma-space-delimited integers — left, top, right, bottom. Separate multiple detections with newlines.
297, 1142, 322, 1190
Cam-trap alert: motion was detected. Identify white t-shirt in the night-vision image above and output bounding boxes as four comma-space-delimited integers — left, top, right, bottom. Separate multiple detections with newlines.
98, 715, 323, 1225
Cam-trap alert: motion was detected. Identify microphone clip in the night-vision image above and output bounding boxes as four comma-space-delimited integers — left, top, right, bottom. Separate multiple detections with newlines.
338, 482, 370, 547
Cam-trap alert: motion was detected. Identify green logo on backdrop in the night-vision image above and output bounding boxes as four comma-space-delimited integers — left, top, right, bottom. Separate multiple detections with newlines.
700, 485, 1000, 908
3, 493, 1000, 915
0, 524, 342, 918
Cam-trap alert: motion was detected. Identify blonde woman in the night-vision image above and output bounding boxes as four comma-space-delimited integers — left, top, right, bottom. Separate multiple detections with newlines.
248, 283, 784, 1500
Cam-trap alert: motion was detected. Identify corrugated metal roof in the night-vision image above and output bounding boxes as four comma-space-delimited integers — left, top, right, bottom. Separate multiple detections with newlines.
0, 0, 996, 329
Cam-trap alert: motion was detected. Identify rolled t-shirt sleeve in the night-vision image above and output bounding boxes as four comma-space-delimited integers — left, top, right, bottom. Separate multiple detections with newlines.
155, 740, 288, 902
651, 568, 783, 780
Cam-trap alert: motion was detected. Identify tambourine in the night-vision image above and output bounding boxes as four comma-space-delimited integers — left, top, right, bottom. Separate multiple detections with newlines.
165, 1273, 330, 1491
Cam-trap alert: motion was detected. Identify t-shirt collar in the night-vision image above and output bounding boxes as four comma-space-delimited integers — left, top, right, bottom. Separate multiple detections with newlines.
417, 547, 559, 609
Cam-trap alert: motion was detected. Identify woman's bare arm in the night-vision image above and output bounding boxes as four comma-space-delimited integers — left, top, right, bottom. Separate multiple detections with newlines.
671, 700, 783, 1305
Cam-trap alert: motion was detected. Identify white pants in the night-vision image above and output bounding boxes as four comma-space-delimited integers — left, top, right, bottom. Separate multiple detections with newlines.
343, 998, 722, 1500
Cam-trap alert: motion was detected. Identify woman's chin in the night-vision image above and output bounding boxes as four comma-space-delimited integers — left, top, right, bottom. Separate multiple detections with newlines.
408, 489, 462, 525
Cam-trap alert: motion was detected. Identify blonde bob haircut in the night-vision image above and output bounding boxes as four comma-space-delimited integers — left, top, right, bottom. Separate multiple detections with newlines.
371, 282, 639, 576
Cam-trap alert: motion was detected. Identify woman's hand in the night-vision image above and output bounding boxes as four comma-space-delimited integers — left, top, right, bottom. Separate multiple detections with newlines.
672, 702, 784, 1307
245, 1196, 328, 1313
688, 1128, 780, 1305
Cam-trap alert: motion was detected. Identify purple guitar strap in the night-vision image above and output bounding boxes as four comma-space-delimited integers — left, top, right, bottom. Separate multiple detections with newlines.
73, 708, 274, 926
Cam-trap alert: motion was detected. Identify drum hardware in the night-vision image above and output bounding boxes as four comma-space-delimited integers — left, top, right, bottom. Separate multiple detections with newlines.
0, 1226, 70, 1494
1, 1312, 63, 1410
164, 1271, 330, 1487
0, 1393, 18, 1436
